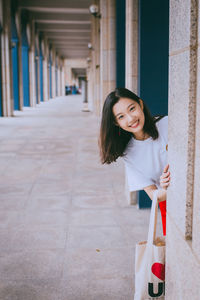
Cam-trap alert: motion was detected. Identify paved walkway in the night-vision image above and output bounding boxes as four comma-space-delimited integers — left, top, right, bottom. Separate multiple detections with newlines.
0, 95, 154, 300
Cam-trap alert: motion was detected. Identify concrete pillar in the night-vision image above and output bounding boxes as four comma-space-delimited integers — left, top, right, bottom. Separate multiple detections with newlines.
15, 10, 23, 111
28, 20, 36, 107
61, 60, 65, 96
125, 0, 138, 92
89, 2, 100, 115
43, 37, 49, 101
65, 63, 72, 86
57, 58, 61, 96
166, 0, 200, 299
124, 0, 139, 205
35, 32, 40, 104
51, 47, 56, 98
60, 66, 62, 96
193, 0, 200, 274
88, 16, 94, 111
87, 57, 93, 110
100, 0, 116, 111
1, 0, 13, 116
94, 15, 100, 116
82, 79, 89, 112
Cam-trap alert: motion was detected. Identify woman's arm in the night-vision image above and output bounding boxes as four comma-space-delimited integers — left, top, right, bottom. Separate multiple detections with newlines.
144, 185, 167, 202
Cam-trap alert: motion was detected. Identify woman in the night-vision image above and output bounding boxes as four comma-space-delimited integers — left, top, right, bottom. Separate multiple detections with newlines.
99, 87, 170, 235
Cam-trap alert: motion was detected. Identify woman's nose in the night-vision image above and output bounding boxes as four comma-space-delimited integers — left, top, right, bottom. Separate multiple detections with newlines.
127, 114, 133, 124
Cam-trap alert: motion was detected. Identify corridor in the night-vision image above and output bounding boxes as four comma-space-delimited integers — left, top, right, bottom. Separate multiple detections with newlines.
0, 95, 151, 300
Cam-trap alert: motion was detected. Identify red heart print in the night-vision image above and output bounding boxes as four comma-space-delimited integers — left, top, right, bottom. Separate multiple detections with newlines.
151, 263, 165, 281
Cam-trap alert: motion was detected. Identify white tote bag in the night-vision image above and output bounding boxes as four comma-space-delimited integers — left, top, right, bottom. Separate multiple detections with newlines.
134, 190, 165, 300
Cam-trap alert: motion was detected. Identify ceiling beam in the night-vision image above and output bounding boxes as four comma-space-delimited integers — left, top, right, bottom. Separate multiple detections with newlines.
37, 23, 91, 30
19, 7, 89, 14
36, 20, 91, 25
18, 0, 92, 9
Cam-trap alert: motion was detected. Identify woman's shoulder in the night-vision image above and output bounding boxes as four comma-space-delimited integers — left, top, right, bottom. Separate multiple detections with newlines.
123, 138, 134, 158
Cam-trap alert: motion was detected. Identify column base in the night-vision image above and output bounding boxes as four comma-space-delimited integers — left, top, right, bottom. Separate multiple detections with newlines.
82, 102, 90, 112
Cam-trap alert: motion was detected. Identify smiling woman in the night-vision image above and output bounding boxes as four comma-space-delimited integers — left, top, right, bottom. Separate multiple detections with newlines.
99, 88, 162, 164
113, 98, 147, 140
99, 87, 170, 235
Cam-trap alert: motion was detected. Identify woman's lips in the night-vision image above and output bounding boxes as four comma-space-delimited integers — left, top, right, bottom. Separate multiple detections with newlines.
130, 120, 139, 128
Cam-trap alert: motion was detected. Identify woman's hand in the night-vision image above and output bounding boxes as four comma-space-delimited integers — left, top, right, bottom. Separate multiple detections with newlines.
157, 188, 167, 203
160, 164, 170, 190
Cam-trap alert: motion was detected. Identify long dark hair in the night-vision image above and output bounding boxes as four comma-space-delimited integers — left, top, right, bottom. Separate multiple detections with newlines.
99, 87, 163, 164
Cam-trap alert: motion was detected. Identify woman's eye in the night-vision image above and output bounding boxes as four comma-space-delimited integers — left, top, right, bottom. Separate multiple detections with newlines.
130, 106, 135, 111
118, 115, 123, 120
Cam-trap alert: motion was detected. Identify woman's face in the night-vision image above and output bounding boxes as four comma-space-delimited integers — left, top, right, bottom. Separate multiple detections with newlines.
112, 97, 145, 139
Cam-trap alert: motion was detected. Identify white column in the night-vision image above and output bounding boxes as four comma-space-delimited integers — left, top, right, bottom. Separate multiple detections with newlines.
89, 1, 101, 115
94, 15, 100, 116
16, 10, 23, 110
1, 0, 13, 116
125, 0, 138, 93
28, 20, 36, 107
61, 60, 65, 96
124, 0, 139, 205
43, 37, 49, 101
57, 58, 61, 96
166, 1, 200, 299
51, 48, 56, 98
100, 0, 116, 112
35, 34, 40, 104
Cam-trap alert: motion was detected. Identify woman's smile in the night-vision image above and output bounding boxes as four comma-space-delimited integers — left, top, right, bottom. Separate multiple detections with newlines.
129, 120, 139, 128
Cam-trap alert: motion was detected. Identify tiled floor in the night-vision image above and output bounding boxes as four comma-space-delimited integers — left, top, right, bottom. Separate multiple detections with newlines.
0, 95, 155, 300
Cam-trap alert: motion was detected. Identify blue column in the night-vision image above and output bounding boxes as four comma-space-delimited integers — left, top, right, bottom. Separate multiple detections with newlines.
35, 59, 38, 104
35, 47, 38, 104
11, 12, 19, 110
11, 41, 20, 110
49, 58, 52, 99
116, 0, 125, 88
138, 0, 169, 208
55, 64, 58, 97
21, 10, 30, 107
39, 55, 43, 101
22, 46, 30, 107
39, 35, 43, 102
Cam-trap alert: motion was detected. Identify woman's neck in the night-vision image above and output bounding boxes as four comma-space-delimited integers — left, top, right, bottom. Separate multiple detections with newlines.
133, 131, 150, 141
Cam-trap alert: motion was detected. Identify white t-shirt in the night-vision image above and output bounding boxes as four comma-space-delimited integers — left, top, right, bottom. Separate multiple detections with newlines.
123, 116, 168, 192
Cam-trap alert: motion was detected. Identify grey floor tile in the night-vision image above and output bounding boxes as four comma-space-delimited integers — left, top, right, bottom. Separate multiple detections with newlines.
26, 194, 72, 212
60, 276, 134, 300
0, 227, 67, 251
0, 279, 62, 300
70, 208, 118, 226
62, 247, 134, 279
72, 194, 116, 209
67, 226, 128, 249
0, 250, 64, 281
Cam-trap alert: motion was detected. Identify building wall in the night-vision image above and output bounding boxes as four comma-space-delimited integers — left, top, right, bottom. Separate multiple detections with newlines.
166, 0, 200, 298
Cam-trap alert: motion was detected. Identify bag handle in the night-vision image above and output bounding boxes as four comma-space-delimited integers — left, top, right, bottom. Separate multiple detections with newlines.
147, 189, 159, 245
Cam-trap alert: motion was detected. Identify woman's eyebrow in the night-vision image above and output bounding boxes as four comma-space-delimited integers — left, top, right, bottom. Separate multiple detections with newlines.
115, 103, 135, 117
115, 112, 123, 117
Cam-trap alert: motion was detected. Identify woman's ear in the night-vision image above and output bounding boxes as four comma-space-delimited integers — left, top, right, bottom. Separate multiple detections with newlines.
139, 99, 144, 110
